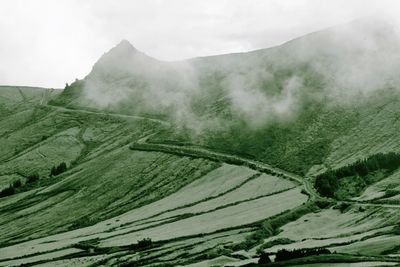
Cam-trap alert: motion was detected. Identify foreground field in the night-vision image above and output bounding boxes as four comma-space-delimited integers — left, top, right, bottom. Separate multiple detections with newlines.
0, 158, 307, 266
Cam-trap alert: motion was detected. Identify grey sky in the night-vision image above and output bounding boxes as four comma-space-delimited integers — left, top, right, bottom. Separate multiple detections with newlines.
0, 0, 398, 88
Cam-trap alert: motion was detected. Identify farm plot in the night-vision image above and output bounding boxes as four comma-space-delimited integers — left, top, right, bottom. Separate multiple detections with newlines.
100, 187, 307, 247
0, 160, 304, 264
130, 173, 296, 228
257, 206, 400, 257
0, 150, 219, 253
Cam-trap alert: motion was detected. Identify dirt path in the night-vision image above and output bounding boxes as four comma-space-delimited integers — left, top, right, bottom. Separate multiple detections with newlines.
130, 141, 400, 209
45, 104, 170, 127
130, 141, 314, 195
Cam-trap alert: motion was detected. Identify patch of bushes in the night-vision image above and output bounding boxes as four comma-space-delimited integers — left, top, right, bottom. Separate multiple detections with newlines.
0, 178, 24, 198
50, 162, 67, 176
0, 173, 43, 198
314, 199, 333, 209
127, 237, 154, 252
258, 251, 271, 264
137, 237, 153, 249
275, 247, 331, 262
12, 179, 22, 188
315, 152, 400, 198
0, 186, 16, 198
27, 173, 39, 183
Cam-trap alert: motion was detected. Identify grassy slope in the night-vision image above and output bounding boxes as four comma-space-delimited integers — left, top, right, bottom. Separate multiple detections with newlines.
0, 87, 311, 266
1, 78, 400, 267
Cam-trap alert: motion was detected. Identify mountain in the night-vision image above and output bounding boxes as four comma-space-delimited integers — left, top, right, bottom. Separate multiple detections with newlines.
1, 18, 400, 266
53, 17, 400, 174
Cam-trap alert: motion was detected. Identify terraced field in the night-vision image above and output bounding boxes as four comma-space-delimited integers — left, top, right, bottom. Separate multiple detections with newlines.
0, 155, 307, 266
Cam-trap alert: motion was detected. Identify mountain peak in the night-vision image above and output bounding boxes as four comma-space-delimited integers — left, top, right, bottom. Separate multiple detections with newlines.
115, 39, 136, 50
110, 39, 137, 55
94, 39, 141, 66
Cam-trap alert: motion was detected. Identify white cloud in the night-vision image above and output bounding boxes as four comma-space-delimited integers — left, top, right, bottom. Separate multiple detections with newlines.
0, 0, 399, 87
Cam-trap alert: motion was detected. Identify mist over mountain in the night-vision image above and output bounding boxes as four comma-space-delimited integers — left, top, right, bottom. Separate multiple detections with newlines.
48, 18, 400, 175
56, 18, 400, 132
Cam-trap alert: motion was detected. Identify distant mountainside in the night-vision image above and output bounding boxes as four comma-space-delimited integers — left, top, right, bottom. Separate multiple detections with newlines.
51, 18, 400, 175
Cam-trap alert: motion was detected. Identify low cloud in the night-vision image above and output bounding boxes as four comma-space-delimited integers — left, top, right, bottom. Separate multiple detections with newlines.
81, 16, 400, 133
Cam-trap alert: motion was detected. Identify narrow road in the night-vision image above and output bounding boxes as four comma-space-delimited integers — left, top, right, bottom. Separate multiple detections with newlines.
44, 104, 171, 127
130, 140, 322, 200
130, 141, 400, 209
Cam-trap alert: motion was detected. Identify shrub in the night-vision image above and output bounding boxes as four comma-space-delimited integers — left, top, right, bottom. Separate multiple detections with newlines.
50, 162, 67, 176
0, 186, 15, 198
27, 173, 39, 183
12, 179, 22, 188
258, 251, 271, 264
137, 238, 152, 249
314, 199, 332, 209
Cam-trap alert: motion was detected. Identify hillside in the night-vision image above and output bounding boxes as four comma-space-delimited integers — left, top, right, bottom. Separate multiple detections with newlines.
1, 18, 400, 267
53, 18, 400, 175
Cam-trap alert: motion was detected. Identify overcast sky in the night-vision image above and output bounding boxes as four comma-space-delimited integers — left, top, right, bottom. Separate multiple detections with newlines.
0, 0, 399, 88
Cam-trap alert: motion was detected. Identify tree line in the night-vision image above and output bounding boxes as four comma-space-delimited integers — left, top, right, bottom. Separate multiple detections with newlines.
315, 152, 400, 197
275, 247, 331, 262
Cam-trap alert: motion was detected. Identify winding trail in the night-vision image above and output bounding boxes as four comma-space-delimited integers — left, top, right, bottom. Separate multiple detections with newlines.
44, 104, 170, 127
129, 141, 321, 200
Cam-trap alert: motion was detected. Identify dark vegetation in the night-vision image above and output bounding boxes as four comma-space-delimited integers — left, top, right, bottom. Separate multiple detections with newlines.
251, 254, 397, 267
27, 173, 39, 183
258, 251, 271, 264
137, 237, 153, 249
0, 186, 15, 198
315, 152, 400, 199
127, 238, 153, 251
275, 247, 331, 262
50, 162, 67, 176
0, 172, 40, 198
